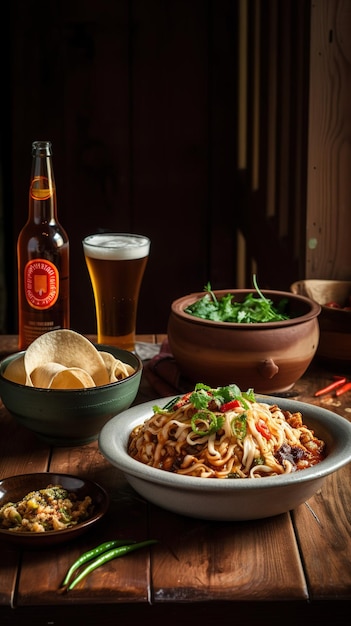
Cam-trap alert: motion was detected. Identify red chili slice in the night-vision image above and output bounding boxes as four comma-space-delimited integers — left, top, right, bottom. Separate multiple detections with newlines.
173, 392, 193, 409
220, 399, 241, 413
256, 419, 272, 440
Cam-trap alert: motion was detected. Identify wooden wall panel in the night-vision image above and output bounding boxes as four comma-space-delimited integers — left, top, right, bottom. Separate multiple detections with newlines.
4, 0, 349, 338
129, 0, 211, 327
5, 0, 239, 335
234, 0, 311, 291
306, 0, 351, 280
208, 1, 238, 289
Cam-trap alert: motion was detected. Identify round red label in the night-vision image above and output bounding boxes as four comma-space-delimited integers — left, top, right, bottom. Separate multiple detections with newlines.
24, 259, 59, 309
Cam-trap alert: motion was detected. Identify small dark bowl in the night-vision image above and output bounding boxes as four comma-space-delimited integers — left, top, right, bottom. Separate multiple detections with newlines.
0, 345, 142, 446
291, 279, 351, 367
0, 473, 109, 548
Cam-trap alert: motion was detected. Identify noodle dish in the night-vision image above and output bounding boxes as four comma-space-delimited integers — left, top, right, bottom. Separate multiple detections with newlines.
128, 384, 325, 479
99, 386, 351, 521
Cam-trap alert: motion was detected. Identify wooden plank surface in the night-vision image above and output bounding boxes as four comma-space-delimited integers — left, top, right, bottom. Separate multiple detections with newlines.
293, 464, 351, 600
0, 409, 51, 607
281, 360, 351, 600
0, 334, 159, 609
1, 334, 351, 612
11, 441, 308, 606
17, 442, 153, 605
150, 506, 307, 602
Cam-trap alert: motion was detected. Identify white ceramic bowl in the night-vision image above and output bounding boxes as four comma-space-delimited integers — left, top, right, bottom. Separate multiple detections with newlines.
99, 396, 351, 521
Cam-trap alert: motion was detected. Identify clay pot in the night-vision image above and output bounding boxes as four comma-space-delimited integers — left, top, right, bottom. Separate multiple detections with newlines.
291, 279, 351, 367
167, 290, 321, 394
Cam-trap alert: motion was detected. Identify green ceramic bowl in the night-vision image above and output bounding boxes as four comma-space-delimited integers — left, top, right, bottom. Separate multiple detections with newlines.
0, 345, 142, 446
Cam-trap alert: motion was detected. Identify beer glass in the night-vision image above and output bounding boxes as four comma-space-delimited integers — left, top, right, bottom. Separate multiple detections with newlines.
83, 233, 150, 351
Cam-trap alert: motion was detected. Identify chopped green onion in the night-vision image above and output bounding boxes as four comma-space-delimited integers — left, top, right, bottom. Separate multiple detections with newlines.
191, 410, 224, 436
231, 414, 247, 440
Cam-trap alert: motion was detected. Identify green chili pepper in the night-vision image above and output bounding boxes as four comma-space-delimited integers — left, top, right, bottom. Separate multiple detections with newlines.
231, 413, 247, 439
66, 539, 158, 591
153, 396, 181, 413
191, 410, 224, 436
162, 396, 181, 410
61, 539, 137, 588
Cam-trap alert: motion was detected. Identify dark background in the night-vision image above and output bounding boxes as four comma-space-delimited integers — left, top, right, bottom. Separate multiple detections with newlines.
0, 0, 310, 336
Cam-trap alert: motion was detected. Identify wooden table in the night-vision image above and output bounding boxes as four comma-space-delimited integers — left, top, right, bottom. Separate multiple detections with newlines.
1, 334, 351, 626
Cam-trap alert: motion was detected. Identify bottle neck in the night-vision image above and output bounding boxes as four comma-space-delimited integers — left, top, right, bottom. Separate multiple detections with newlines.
28, 141, 57, 223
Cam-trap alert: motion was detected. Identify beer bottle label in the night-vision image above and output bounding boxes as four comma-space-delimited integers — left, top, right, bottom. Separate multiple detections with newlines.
24, 259, 59, 310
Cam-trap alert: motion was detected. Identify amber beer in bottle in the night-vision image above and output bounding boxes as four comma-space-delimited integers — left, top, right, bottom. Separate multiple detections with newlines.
17, 141, 70, 349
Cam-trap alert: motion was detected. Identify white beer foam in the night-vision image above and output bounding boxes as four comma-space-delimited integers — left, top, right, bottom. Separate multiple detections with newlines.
83, 234, 150, 260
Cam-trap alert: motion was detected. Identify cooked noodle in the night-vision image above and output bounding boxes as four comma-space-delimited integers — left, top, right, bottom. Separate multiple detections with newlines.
128, 386, 325, 479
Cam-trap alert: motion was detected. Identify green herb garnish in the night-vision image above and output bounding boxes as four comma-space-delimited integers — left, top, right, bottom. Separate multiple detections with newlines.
185, 275, 290, 323
189, 383, 255, 411
254, 457, 265, 466
152, 383, 255, 414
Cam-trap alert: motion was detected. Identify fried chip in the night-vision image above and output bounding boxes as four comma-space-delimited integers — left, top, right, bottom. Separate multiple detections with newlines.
30, 363, 96, 389
100, 351, 135, 382
2, 354, 26, 386
24, 330, 110, 387
3, 330, 135, 389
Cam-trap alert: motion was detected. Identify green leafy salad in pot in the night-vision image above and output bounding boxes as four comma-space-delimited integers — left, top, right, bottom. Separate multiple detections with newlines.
184, 276, 290, 323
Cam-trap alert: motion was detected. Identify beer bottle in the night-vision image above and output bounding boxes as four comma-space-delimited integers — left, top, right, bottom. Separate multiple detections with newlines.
17, 140, 70, 350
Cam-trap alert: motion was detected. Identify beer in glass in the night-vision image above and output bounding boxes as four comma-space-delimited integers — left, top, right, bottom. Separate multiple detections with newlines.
83, 233, 150, 351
